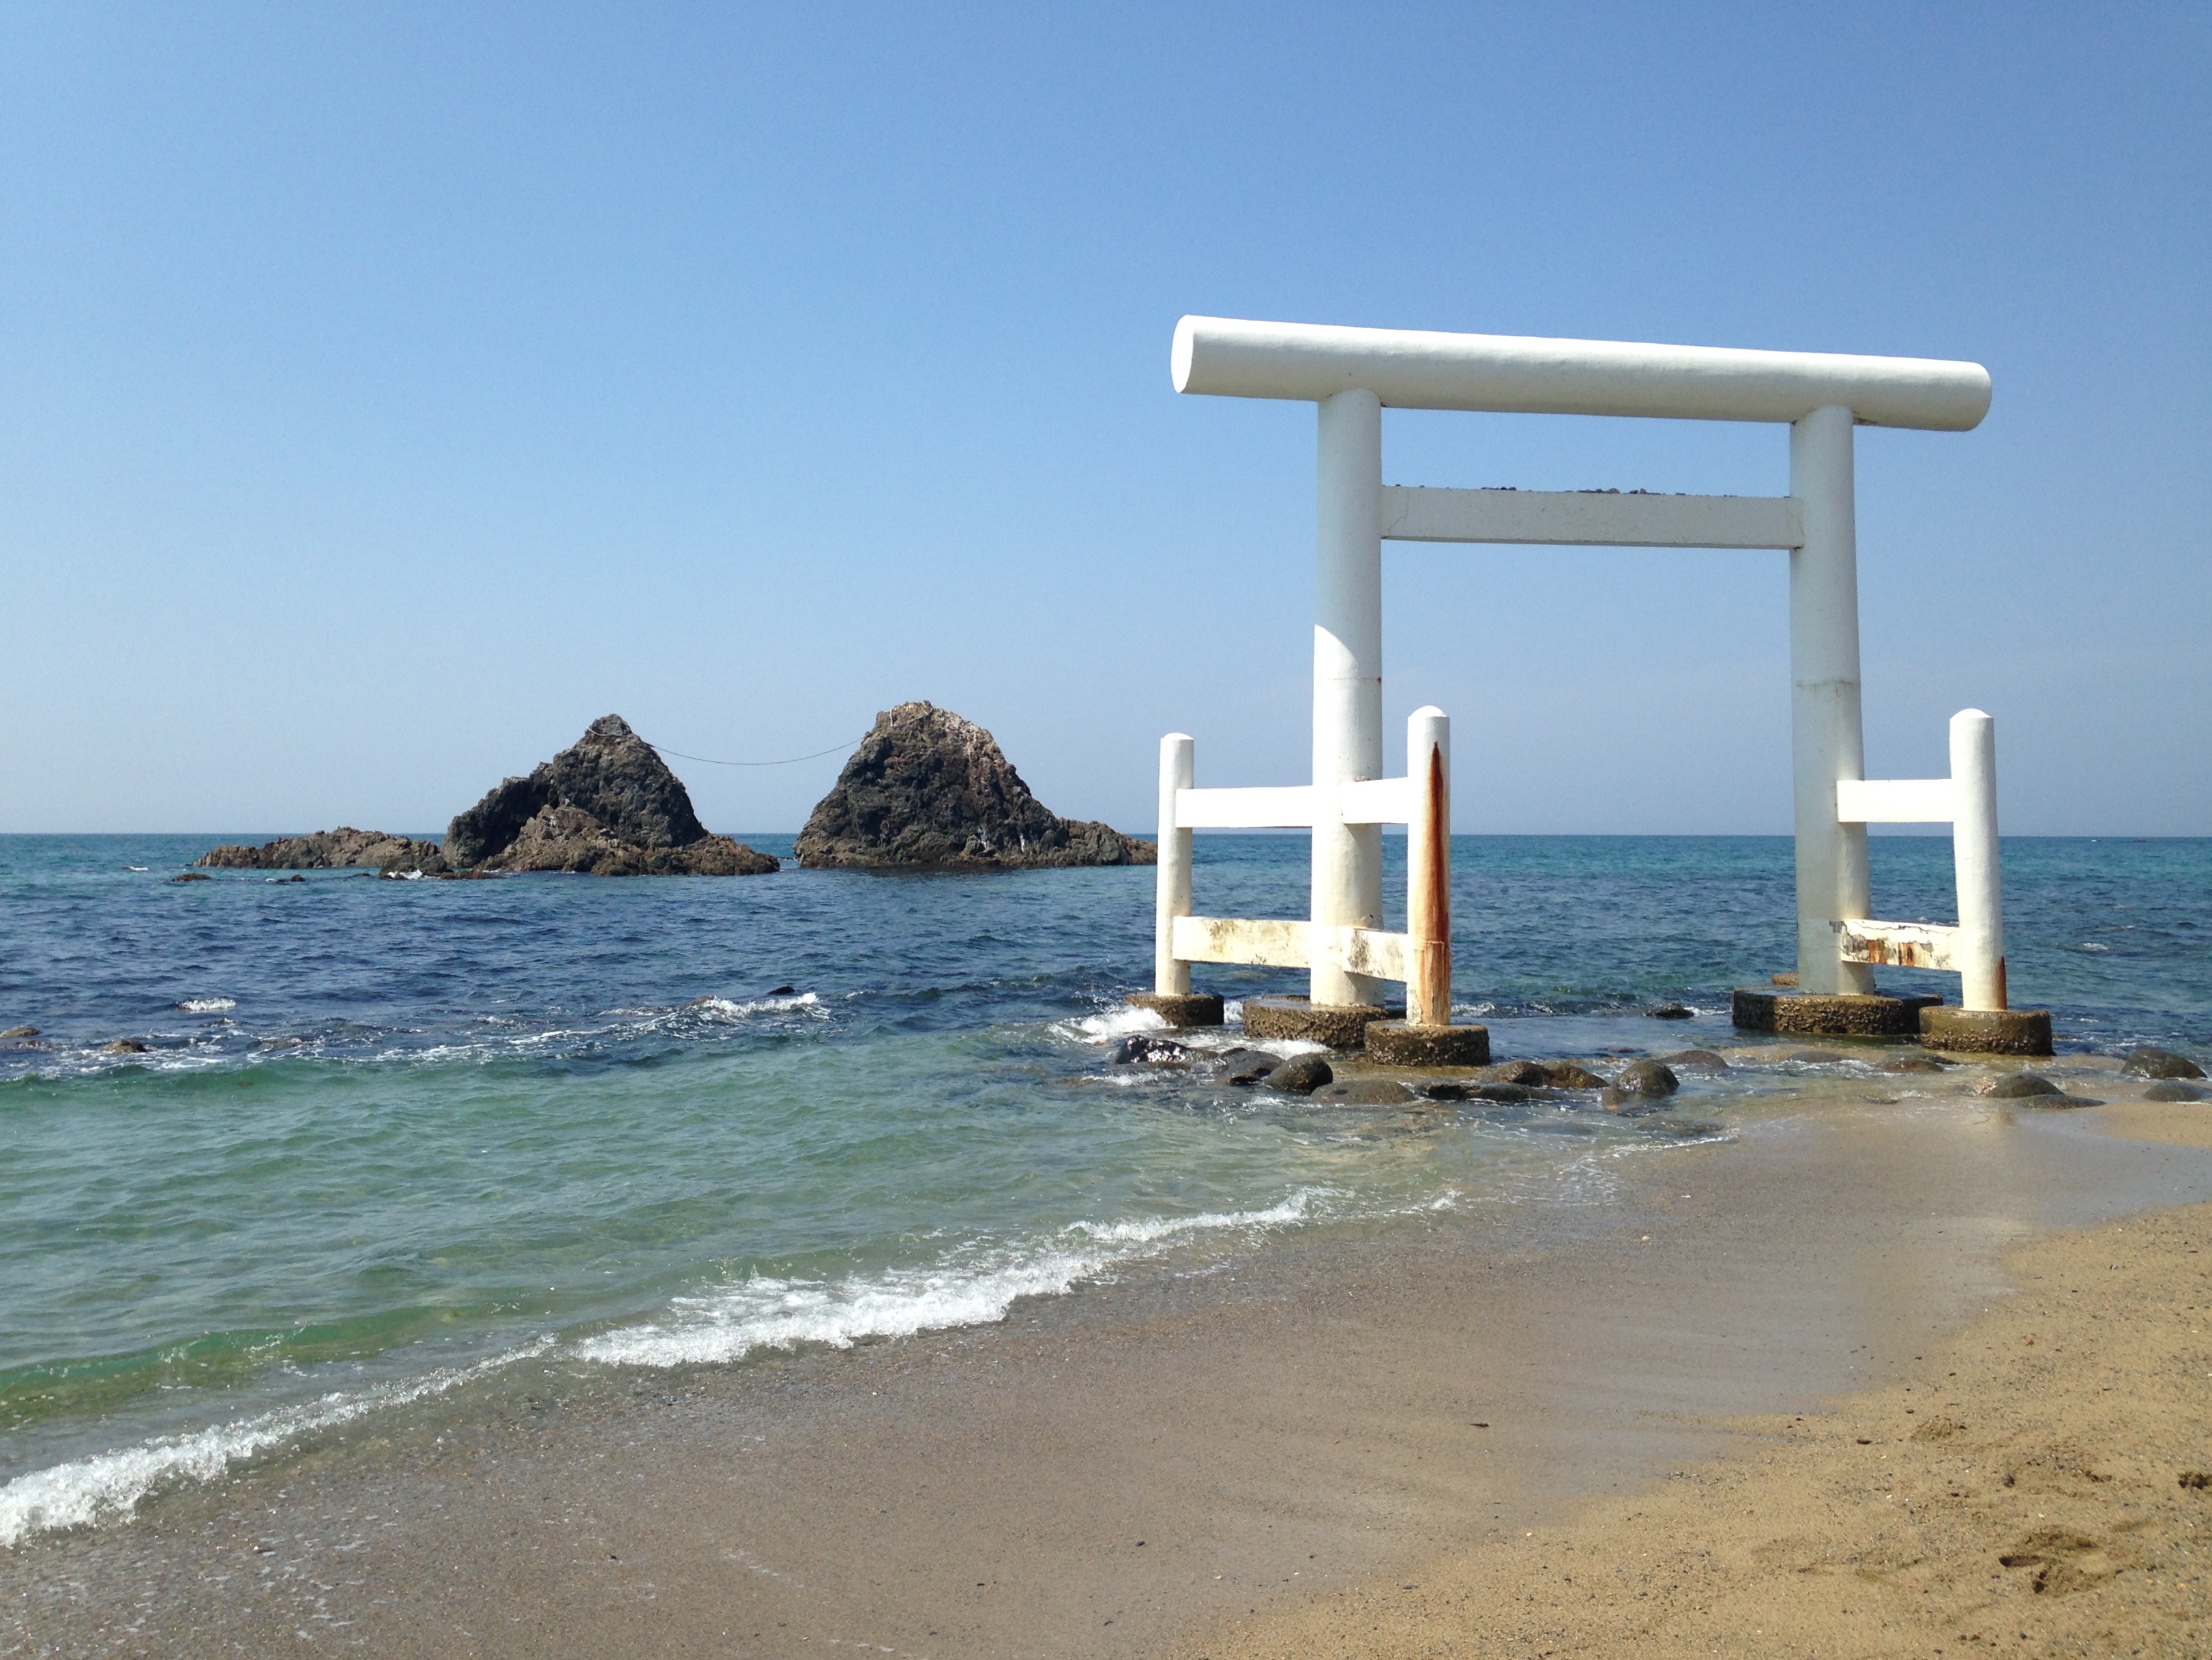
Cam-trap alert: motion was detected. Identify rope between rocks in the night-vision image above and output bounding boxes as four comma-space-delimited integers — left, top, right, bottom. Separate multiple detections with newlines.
643, 736, 862, 768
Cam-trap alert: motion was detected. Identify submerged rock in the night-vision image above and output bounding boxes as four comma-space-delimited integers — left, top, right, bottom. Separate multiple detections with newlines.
1660, 1049, 1729, 1071
1538, 1061, 1609, 1090
102, 1038, 148, 1054
1314, 1079, 1413, 1106
1212, 1048, 1281, 1085
1480, 1060, 1550, 1088
170, 872, 212, 883
2121, 1047, 2206, 1081
1108, 1034, 1190, 1064
445, 716, 778, 877
1610, 1059, 1680, 1096
1267, 1054, 1333, 1095
1642, 1003, 1695, 1019
196, 829, 446, 874
795, 702, 1154, 871
1, 1025, 38, 1039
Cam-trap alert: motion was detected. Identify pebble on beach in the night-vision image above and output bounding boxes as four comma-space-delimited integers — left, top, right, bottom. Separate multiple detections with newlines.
2142, 1081, 2209, 1103
1972, 1073, 2064, 1098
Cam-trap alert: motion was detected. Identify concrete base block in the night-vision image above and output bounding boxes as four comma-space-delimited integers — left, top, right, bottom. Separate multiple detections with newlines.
1731, 988, 1943, 1038
1243, 996, 1399, 1050
1125, 991, 1225, 1028
1364, 1022, 1492, 1067
1921, 1005, 2053, 1057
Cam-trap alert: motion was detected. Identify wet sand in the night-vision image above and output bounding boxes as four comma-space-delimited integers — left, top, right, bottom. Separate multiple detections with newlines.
1175, 1099, 2212, 1660
6, 1064, 2211, 1657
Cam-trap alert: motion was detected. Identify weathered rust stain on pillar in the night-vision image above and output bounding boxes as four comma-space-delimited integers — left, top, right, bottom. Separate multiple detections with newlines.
1412, 741, 1451, 1028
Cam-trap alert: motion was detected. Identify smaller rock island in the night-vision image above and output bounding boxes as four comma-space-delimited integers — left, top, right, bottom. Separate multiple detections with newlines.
795, 702, 1154, 870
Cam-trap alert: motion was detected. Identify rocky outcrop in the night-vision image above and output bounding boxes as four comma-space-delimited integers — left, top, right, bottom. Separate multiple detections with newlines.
196, 829, 447, 873
445, 715, 778, 876
795, 702, 1154, 870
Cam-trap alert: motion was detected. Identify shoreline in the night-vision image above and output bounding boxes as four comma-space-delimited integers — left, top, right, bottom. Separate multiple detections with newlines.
7, 1079, 2211, 1655
1173, 1098, 2212, 1659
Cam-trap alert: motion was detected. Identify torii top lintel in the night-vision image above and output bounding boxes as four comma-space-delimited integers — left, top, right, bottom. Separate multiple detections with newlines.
1171, 316, 1991, 432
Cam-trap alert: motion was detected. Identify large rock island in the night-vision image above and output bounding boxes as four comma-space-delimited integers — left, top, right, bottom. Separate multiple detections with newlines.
194, 715, 778, 877
443, 714, 780, 875
795, 702, 1153, 870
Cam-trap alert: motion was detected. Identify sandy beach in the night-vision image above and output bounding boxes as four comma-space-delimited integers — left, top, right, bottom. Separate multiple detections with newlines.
6, 1057, 2210, 1657
1177, 1101, 2212, 1659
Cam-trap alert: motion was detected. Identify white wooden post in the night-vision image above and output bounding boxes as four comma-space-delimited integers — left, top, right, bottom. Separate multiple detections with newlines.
1155, 733, 1194, 995
1949, 708, 2005, 1011
1405, 706, 1451, 1026
1313, 388, 1385, 1008
1789, 404, 1873, 994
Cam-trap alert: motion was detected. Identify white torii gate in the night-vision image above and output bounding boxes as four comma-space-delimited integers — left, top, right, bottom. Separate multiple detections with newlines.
1153, 315, 2025, 1045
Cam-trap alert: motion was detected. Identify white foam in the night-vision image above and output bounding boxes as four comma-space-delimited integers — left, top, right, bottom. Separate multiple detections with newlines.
576, 1191, 1330, 1370
1065, 1006, 1168, 1042
692, 992, 823, 1021
176, 998, 237, 1013
1065, 1191, 1317, 1244
0, 1339, 550, 1549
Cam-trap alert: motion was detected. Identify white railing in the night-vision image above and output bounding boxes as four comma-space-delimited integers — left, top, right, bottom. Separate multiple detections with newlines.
1831, 708, 2007, 1011
1155, 708, 1454, 1026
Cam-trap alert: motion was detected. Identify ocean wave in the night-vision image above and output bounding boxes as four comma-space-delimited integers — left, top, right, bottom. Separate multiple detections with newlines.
0, 1338, 552, 1550
575, 1191, 1331, 1369
690, 991, 823, 1021
1065, 1005, 1167, 1041
176, 998, 237, 1013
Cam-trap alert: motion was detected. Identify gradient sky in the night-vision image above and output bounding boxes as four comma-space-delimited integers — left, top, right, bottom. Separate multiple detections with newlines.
3, 3, 2205, 837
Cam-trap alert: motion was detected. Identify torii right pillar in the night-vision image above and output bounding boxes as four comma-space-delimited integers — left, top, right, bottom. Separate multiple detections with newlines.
1788, 403, 1874, 998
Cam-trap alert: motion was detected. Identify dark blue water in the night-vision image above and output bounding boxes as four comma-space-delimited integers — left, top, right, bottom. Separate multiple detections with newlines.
1, 832, 2204, 1545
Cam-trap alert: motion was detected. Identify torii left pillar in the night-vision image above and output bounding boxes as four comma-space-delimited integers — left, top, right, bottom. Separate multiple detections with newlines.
1313, 388, 1387, 1010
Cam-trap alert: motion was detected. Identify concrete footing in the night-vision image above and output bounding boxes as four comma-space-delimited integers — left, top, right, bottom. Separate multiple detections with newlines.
1731, 988, 1943, 1038
1126, 991, 1225, 1028
1243, 996, 1399, 1050
1364, 1022, 1491, 1067
1921, 1005, 2053, 1057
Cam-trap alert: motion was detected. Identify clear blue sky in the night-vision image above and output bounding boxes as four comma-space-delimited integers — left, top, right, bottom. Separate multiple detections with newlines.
3, 3, 2205, 836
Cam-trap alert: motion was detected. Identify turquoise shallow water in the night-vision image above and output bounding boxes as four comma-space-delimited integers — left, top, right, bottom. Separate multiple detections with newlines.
1, 832, 2205, 1544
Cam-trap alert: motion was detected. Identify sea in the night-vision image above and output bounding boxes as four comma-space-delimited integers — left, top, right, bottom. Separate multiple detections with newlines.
1, 832, 2205, 1550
